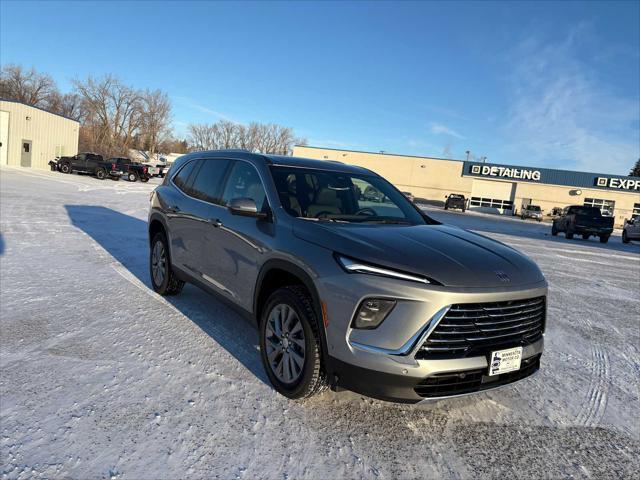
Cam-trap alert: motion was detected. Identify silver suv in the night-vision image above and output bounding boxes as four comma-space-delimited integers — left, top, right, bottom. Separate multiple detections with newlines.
148, 151, 547, 403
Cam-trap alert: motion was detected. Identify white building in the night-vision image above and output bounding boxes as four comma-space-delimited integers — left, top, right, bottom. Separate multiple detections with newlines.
0, 100, 79, 170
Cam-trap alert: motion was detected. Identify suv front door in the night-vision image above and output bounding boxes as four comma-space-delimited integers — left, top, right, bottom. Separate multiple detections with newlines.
204, 160, 272, 311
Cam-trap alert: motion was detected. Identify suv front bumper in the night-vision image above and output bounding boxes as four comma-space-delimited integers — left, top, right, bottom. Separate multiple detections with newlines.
331, 337, 543, 403
319, 271, 547, 403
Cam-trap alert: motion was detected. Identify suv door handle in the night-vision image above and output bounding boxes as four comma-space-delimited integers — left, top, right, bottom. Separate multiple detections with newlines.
210, 218, 223, 228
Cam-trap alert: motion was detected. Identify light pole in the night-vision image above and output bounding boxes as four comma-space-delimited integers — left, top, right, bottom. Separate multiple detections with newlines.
465, 150, 470, 161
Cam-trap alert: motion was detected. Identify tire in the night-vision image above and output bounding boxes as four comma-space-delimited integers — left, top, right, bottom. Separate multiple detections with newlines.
462, 208, 466, 213
259, 286, 328, 399
96, 168, 106, 180
60, 163, 71, 174
128, 172, 138, 182
444, 204, 449, 210
566, 230, 574, 240
141, 177, 149, 183
551, 224, 558, 236
150, 232, 185, 295
599, 235, 609, 244
112, 176, 120, 181
622, 231, 629, 244
582, 234, 590, 240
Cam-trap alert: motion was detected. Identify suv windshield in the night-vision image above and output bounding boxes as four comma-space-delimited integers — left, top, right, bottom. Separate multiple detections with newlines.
271, 166, 426, 225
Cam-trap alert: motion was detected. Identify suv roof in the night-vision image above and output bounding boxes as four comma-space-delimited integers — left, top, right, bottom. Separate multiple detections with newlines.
178, 150, 373, 175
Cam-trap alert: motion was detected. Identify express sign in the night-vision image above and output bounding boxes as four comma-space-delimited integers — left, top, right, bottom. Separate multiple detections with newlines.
470, 164, 541, 181
596, 177, 640, 191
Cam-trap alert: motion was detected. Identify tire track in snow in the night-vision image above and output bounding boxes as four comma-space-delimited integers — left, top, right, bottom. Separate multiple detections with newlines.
575, 344, 610, 427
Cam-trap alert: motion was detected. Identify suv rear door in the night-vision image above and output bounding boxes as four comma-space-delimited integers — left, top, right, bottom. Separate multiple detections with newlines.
169, 158, 231, 276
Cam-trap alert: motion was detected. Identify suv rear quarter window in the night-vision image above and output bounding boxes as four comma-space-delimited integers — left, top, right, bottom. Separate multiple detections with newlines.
172, 160, 199, 192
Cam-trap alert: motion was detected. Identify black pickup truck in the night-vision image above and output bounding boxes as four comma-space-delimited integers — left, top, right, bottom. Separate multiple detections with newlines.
110, 157, 151, 182
551, 205, 614, 243
444, 193, 466, 212
57, 153, 124, 180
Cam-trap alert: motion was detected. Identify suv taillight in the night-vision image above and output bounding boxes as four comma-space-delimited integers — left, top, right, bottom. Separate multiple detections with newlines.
144, 166, 148, 173
112, 163, 116, 170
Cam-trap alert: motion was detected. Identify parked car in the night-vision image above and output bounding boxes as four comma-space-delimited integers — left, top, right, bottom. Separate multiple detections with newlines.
143, 160, 167, 178
520, 205, 543, 222
148, 150, 547, 403
444, 194, 466, 212
401, 191, 415, 203
551, 205, 614, 243
58, 153, 124, 180
110, 157, 151, 182
622, 216, 640, 243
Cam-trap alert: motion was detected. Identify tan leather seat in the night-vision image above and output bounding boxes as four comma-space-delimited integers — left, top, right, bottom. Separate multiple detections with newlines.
307, 188, 342, 217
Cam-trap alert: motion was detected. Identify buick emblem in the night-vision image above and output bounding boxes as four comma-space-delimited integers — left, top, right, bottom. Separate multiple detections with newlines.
495, 271, 510, 282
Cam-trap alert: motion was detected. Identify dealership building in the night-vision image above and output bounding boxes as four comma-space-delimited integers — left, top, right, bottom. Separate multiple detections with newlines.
0, 100, 79, 170
293, 145, 640, 227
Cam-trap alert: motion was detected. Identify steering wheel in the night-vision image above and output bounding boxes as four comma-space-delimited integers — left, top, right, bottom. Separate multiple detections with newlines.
355, 207, 376, 216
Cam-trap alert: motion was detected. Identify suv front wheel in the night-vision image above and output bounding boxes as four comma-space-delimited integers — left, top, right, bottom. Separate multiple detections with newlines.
259, 286, 327, 399
150, 232, 184, 295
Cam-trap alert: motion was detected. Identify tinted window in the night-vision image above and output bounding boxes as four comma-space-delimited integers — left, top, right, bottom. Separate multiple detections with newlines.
222, 162, 268, 211
188, 159, 230, 204
173, 160, 198, 192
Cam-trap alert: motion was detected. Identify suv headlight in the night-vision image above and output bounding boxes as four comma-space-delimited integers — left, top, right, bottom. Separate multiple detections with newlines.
335, 254, 433, 284
353, 298, 396, 329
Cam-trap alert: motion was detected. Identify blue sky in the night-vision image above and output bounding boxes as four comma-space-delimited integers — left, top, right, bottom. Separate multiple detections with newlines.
1, 1, 639, 174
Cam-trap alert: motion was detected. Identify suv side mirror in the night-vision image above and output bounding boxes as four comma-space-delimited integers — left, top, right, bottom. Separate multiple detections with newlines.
227, 197, 268, 219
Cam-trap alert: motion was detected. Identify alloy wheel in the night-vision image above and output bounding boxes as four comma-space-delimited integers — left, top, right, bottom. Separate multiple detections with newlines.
265, 303, 306, 384
151, 240, 166, 286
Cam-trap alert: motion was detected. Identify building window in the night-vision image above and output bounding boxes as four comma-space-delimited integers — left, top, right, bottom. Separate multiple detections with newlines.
470, 197, 513, 210
584, 198, 615, 216
633, 203, 640, 219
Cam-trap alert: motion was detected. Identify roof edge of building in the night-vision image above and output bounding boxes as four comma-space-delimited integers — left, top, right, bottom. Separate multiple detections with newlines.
0, 98, 80, 123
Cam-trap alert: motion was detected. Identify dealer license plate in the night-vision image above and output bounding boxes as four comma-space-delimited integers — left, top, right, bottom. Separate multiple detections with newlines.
489, 346, 522, 376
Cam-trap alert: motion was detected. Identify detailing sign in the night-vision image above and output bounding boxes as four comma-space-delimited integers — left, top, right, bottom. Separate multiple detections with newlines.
470, 165, 541, 181
595, 177, 640, 191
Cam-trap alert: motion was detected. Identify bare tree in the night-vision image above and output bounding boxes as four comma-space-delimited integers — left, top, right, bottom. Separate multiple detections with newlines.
46, 92, 83, 120
140, 89, 172, 158
187, 120, 305, 155
0, 64, 57, 107
73, 75, 142, 157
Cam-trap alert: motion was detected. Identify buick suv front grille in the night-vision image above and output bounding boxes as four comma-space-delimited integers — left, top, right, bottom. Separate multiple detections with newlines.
415, 296, 545, 359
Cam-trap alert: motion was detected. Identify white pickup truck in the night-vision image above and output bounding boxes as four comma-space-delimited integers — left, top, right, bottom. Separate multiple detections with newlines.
143, 160, 167, 178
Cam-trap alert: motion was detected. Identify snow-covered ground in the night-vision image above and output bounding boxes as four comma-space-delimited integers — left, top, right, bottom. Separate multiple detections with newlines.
1, 166, 639, 479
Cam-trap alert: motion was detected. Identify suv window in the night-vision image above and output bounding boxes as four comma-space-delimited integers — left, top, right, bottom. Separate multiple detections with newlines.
173, 160, 199, 192
271, 166, 426, 225
188, 159, 230, 204
222, 162, 267, 211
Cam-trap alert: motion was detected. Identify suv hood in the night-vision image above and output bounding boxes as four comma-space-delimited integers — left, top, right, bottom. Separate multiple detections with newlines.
293, 221, 544, 288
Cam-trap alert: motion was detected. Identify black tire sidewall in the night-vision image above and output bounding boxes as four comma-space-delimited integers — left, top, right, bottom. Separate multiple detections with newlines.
129, 172, 138, 182
96, 169, 106, 179
259, 288, 321, 399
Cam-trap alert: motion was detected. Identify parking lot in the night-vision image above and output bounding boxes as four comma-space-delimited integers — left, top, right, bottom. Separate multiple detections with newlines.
1, 166, 639, 479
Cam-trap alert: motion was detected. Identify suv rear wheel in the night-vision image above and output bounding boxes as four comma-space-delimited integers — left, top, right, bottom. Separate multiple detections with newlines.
150, 232, 184, 295
259, 286, 327, 399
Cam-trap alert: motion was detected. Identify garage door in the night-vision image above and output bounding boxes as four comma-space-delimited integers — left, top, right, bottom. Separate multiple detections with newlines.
469, 179, 515, 214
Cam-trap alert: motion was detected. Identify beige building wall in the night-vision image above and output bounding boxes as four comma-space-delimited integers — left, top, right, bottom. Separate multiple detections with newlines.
293, 145, 640, 227
0, 100, 79, 170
